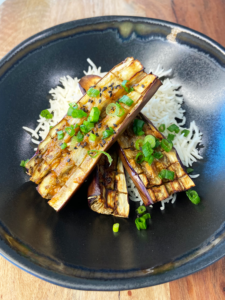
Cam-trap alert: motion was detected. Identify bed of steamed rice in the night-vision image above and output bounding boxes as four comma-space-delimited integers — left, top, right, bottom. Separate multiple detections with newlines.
23, 59, 203, 210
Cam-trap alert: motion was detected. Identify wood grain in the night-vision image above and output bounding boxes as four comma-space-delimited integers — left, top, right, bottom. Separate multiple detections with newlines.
0, 0, 225, 299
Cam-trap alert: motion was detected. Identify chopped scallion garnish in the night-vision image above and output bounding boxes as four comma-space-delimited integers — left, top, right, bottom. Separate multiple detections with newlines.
135, 152, 145, 164
88, 150, 112, 165
88, 107, 101, 123
142, 213, 151, 220
186, 190, 200, 204
113, 223, 120, 233
181, 129, 190, 137
57, 130, 64, 140
187, 168, 194, 173
158, 169, 175, 180
153, 152, 163, 159
144, 135, 156, 148
136, 206, 146, 214
135, 217, 147, 230
167, 133, 175, 142
20, 159, 29, 168
144, 155, 154, 165
60, 142, 67, 150
142, 142, 153, 157
80, 121, 95, 133
133, 119, 145, 136
89, 133, 97, 141
158, 124, 165, 132
87, 88, 100, 97
119, 95, 134, 107
167, 124, 180, 133
102, 127, 114, 139
106, 103, 119, 116
135, 139, 144, 150
40, 109, 53, 119
65, 126, 75, 137
121, 80, 134, 93
76, 131, 84, 142
161, 139, 173, 152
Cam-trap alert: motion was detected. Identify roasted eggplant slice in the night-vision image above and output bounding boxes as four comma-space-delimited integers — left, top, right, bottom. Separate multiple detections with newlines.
88, 144, 129, 218
118, 113, 195, 206
26, 57, 161, 211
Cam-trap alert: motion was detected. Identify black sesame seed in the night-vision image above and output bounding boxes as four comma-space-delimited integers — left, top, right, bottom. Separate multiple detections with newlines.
100, 143, 103, 147
96, 133, 99, 137
77, 143, 81, 147
91, 130, 94, 134
111, 87, 114, 91
99, 88, 101, 92
102, 87, 107, 92
88, 99, 91, 102
67, 159, 71, 162
86, 133, 90, 137
100, 93, 102, 97
102, 140, 106, 145
142, 84, 145, 88
108, 90, 112, 94
113, 123, 117, 127
74, 147, 77, 149
99, 99, 102, 103
98, 123, 102, 128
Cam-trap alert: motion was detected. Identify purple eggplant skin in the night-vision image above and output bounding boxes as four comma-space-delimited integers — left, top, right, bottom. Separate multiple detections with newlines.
78, 75, 101, 95
87, 167, 101, 205
118, 147, 154, 206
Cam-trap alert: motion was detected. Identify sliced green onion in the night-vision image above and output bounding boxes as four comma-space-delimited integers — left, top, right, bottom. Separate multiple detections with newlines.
113, 223, 120, 233
80, 121, 95, 133
71, 109, 87, 119
119, 95, 134, 107
144, 135, 156, 148
135, 217, 147, 230
133, 119, 145, 136
186, 190, 200, 204
187, 168, 194, 174
88, 107, 101, 123
153, 152, 163, 159
142, 213, 151, 220
20, 159, 29, 168
154, 138, 161, 148
87, 88, 100, 97
161, 139, 173, 152
88, 150, 113, 165
76, 131, 84, 142
49, 126, 53, 129
158, 169, 175, 180
135, 152, 145, 164
102, 127, 114, 139
65, 126, 75, 137
40, 109, 53, 119
89, 133, 97, 141
106, 103, 120, 116
167, 133, 175, 142
135, 139, 144, 150
121, 80, 129, 93
136, 206, 146, 214
60, 142, 67, 150
144, 155, 154, 165
158, 124, 165, 132
69, 102, 78, 108
116, 103, 125, 117
57, 130, 64, 140
142, 142, 153, 157
181, 129, 190, 137
167, 124, 180, 133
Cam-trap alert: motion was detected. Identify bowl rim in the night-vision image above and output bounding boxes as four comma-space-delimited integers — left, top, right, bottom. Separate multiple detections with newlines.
0, 15, 225, 291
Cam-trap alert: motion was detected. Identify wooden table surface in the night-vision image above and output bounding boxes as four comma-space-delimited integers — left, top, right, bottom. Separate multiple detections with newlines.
1, 0, 225, 299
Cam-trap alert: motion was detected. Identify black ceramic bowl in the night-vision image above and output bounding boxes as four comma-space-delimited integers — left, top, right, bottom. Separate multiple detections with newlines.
0, 16, 225, 291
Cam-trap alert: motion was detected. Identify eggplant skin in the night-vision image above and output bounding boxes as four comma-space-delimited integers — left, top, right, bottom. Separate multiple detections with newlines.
88, 145, 129, 218
118, 113, 195, 206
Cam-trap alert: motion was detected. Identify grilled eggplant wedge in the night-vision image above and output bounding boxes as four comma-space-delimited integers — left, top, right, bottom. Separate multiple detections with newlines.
88, 144, 129, 217
118, 113, 195, 206
26, 57, 161, 211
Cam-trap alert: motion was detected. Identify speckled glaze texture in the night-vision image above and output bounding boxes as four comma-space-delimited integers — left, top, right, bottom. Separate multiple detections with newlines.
0, 16, 225, 290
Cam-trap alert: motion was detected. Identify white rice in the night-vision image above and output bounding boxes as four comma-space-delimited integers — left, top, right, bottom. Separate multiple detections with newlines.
23, 59, 203, 210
